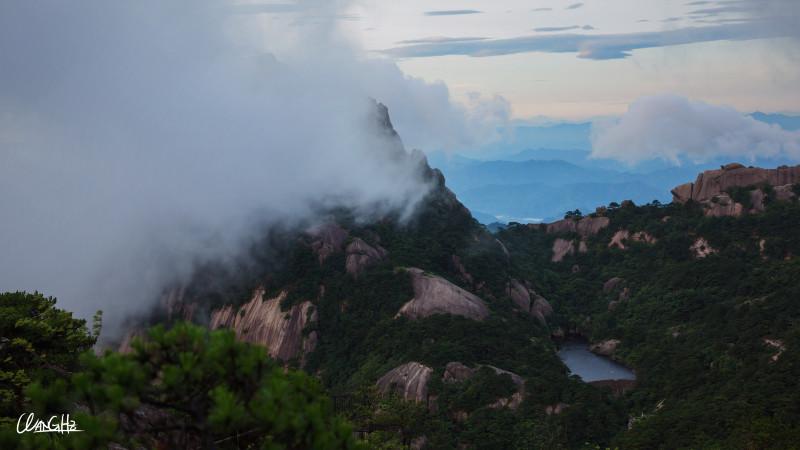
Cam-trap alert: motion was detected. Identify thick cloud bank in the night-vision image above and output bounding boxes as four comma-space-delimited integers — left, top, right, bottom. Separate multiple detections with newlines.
0, 1, 505, 328
590, 95, 800, 165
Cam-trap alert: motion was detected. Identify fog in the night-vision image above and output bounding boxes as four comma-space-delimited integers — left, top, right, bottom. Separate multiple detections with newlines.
0, 1, 507, 330
590, 95, 800, 165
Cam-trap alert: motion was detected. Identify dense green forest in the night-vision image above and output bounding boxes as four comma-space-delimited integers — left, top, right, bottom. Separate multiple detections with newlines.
4, 176, 800, 448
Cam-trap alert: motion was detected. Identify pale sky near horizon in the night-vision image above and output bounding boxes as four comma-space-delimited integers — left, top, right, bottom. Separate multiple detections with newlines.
319, 0, 800, 120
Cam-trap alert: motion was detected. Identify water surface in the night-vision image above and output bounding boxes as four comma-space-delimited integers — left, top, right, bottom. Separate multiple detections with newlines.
557, 339, 636, 382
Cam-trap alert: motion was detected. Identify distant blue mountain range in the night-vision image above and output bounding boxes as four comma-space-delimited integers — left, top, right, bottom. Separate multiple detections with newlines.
428, 113, 800, 223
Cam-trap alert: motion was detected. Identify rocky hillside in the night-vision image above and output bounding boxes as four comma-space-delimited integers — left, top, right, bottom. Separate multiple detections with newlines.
123, 102, 800, 448
498, 168, 800, 448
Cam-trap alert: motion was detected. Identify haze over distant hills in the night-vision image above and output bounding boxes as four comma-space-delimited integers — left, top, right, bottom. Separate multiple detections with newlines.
428, 113, 800, 223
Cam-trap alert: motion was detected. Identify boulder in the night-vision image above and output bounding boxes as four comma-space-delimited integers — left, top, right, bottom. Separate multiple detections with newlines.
443, 362, 476, 383
552, 238, 575, 262
545, 403, 569, 415
608, 230, 630, 250
376, 362, 433, 403
309, 223, 349, 264
577, 216, 611, 236
632, 231, 657, 244
345, 237, 387, 277
671, 182, 694, 203
590, 339, 621, 357
603, 277, 624, 293
397, 268, 489, 321
704, 194, 743, 217
690, 238, 717, 258
546, 216, 610, 237
609, 230, 657, 249
506, 279, 552, 325
774, 184, 798, 202
762, 338, 786, 363
671, 164, 800, 204
451, 254, 474, 286
210, 289, 317, 363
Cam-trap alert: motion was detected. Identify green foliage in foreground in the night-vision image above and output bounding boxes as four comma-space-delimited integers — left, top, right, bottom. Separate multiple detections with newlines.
2, 321, 360, 450
0, 292, 97, 426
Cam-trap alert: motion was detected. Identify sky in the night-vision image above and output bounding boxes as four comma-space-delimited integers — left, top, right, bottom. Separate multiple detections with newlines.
0, 0, 799, 329
288, 0, 800, 120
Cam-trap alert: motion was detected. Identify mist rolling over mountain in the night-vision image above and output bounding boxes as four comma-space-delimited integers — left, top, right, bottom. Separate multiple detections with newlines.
3, 1, 800, 449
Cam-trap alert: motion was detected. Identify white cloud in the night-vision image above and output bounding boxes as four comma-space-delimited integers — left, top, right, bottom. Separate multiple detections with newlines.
0, 0, 507, 331
590, 95, 800, 164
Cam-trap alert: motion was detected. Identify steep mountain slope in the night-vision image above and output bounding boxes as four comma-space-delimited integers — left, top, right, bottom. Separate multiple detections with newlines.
126, 103, 800, 448
125, 105, 627, 448
498, 171, 800, 448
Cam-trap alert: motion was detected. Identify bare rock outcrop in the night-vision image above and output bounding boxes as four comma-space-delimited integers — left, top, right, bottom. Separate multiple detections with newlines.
608, 230, 629, 250
376, 362, 433, 403
118, 328, 145, 354
690, 238, 717, 259
603, 277, 625, 294
309, 223, 349, 264
552, 238, 576, 262
704, 194, 744, 217
671, 164, 800, 204
210, 289, 317, 363
396, 268, 489, 321
775, 184, 798, 202
443, 362, 476, 383
506, 279, 552, 325
160, 286, 198, 322
451, 254, 474, 286
545, 403, 569, 415
609, 230, 657, 249
345, 237, 387, 277
590, 339, 621, 357
547, 216, 610, 237
762, 338, 786, 362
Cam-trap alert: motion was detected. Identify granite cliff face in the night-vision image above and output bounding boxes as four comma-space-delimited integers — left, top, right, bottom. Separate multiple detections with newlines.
210, 289, 317, 363
376, 362, 434, 403
546, 216, 610, 237
396, 268, 489, 321
506, 279, 552, 325
671, 164, 799, 216
345, 237, 388, 277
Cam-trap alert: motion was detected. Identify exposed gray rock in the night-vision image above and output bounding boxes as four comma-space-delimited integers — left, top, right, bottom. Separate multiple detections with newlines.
376, 362, 433, 403
590, 339, 621, 357
551, 238, 575, 262
603, 277, 624, 294
506, 279, 552, 325
345, 237, 387, 277
671, 164, 800, 204
309, 223, 349, 264
545, 403, 569, 415
443, 362, 476, 383
210, 289, 317, 363
396, 268, 489, 321
690, 238, 717, 258
546, 216, 610, 237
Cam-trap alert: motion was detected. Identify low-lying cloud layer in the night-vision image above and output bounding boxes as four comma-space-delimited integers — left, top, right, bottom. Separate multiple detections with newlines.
0, 0, 507, 329
590, 95, 800, 164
